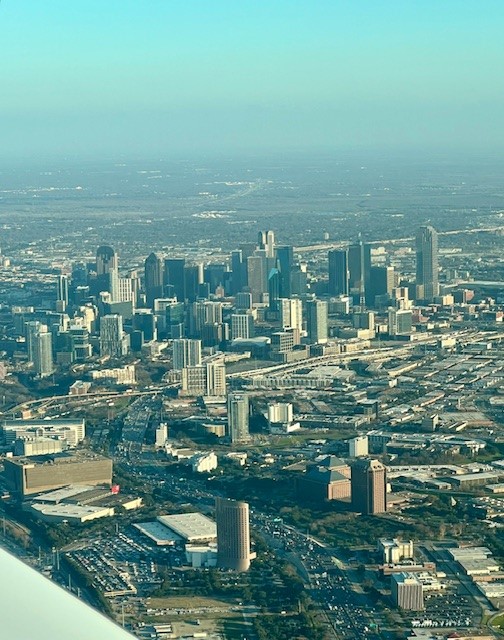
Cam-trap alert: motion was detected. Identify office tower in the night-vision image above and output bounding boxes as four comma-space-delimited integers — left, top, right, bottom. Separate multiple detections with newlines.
349, 435, 369, 458
388, 308, 413, 336
215, 497, 252, 572
328, 249, 349, 296
165, 300, 185, 339
96, 245, 118, 276
351, 458, 387, 515
227, 393, 250, 443
144, 252, 164, 308
235, 291, 253, 310
96, 245, 119, 299
189, 301, 223, 337
25, 320, 42, 362
100, 314, 128, 358
108, 266, 120, 302
172, 338, 202, 370
416, 225, 439, 302
133, 309, 157, 342
391, 573, 424, 611
247, 253, 268, 303
270, 331, 295, 356
363, 243, 373, 293
280, 298, 303, 344
184, 263, 203, 303
257, 230, 275, 258
164, 258, 186, 301
231, 312, 254, 340
116, 276, 134, 304
275, 245, 293, 298
155, 423, 168, 447
368, 266, 395, 305
306, 299, 328, 344
32, 325, 54, 377
206, 360, 226, 396
56, 275, 69, 312
182, 360, 226, 397
204, 263, 226, 294
71, 261, 88, 287
348, 241, 364, 292
291, 263, 308, 296
204, 301, 223, 324
352, 310, 375, 331
69, 325, 92, 361
268, 268, 281, 311
230, 250, 244, 294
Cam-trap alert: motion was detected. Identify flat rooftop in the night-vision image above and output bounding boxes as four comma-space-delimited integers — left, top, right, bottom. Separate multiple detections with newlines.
133, 522, 182, 546
31, 503, 112, 519
6, 451, 110, 467
157, 513, 216, 542
32, 485, 95, 503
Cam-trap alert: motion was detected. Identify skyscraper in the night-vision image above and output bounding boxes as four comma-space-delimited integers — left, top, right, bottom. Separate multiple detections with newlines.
100, 314, 128, 358
56, 275, 69, 312
32, 325, 54, 378
306, 299, 328, 344
144, 252, 164, 308
164, 258, 186, 302
227, 393, 250, 443
184, 263, 203, 303
328, 249, 349, 296
215, 497, 253, 572
368, 266, 395, 305
230, 249, 244, 294
267, 268, 281, 311
351, 458, 387, 515
275, 245, 293, 298
280, 298, 303, 344
96, 245, 118, 276
231, 312, 254, 340
257, 230, 275, 258
247, 253, 268, 303
25, 320, 42, 363
416, 225, 439, 302
96, 245, 119, 300
348, 241, 372, 301
172, 338, 202, 370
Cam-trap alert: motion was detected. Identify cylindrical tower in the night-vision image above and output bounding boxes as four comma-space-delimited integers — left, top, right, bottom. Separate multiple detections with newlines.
215, 497, 251, 572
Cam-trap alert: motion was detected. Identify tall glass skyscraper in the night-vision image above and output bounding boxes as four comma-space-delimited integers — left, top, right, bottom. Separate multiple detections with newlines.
415, 225, 439, 301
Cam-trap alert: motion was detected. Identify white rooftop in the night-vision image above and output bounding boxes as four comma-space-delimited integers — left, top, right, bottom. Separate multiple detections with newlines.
157, 513, 217, 542
31, 503, 112, 519
133, 521, 182, 546
32, 485, 94, 503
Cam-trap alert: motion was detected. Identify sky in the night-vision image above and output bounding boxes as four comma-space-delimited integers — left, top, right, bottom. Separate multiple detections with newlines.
0, 1, 503, 158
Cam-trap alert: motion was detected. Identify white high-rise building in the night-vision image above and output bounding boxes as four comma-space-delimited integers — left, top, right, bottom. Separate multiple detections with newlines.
349, 435, 368, 458
155, 423, 168, 447
280, 298, 303, 344
231, 313, 254, 340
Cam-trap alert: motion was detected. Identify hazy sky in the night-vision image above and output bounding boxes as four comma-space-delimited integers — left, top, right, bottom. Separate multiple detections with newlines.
1, 1, 503, 158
